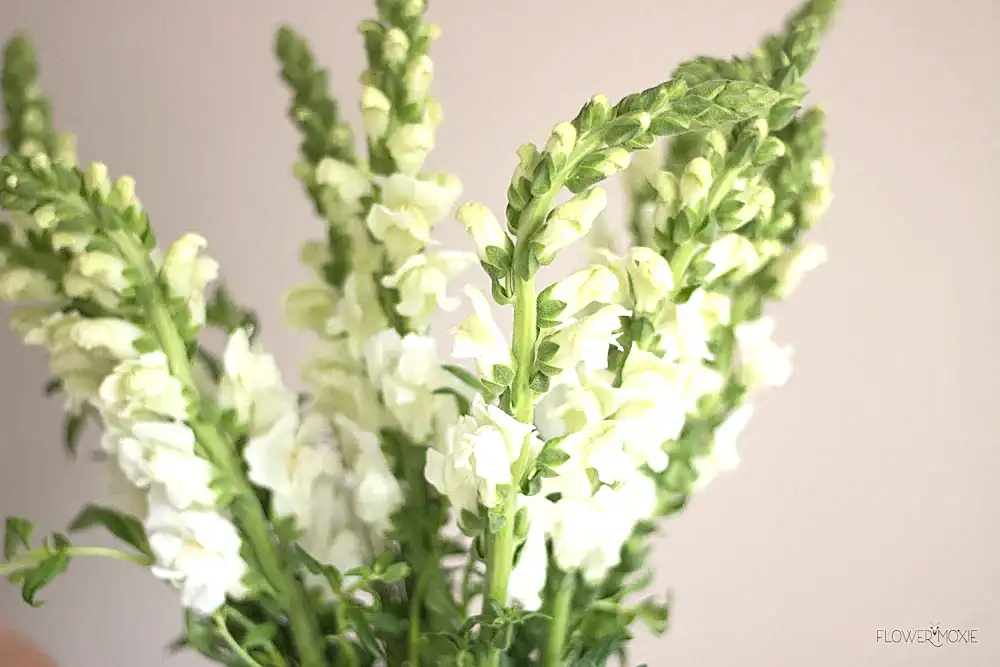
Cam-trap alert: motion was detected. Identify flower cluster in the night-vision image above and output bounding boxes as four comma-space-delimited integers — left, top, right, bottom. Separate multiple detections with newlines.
1, 1, 839, 666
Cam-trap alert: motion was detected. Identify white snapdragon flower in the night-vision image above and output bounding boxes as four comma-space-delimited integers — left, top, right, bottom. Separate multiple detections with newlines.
107, 421, 215, 510
615, 346, 688, 469
18, 313, 140, 411
146, 492, 247, 616
161, 233, 219, 326
314, 157, 372, 216
450, 285, 511, 381
382, 251, 475, 329
734, 317, 793, 389
657, 288, 729, 362
703, 233, 761, 283
693, 405, 754, 490
386, 123, 435, 176
770, 243, 827, 298
557, 421, 634, 486
217, 329, 298, 436
425, 394, 542, 512
63, 251, 129, 309
0, 266, 59, 301
326, 272, 391, 359
548, 475, 657, 584
534, 187, 608, 264
625, 247, 673, 313
540, 304, 630, 371
283, 282, 339, 334
333, 415, 404, 533
364, 329, 449, 442
456, 203, 508, 264
534, 367, 621, 441
245, 409, 347, 534
382, 171, 463, 224
543, 265, 620, 320
98, 352, 190, 423
302, 338, 384, 433
366, 203, 433, 265
507, 506, 549, 611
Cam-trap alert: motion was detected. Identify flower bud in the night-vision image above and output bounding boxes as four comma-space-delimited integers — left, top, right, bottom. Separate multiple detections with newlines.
405, 55, 434, 102
382, 28, 410, 64
650, 170, 679, 206
544, 264, 621, 320
53, 132, 78, 167
28, 153, 51, 173
361, 86, 392, 139
799, 186, 833, 228
512, 143, 541, 186
162, 233, 219, 326
755, 136, 786, 165
0, 267, 58, 301
534, 188, 607, 265
703, 233, 760, 282
83, 162, 112, 198
769, 243, 827, 298
33, 204, 58, 229
625, 247, 673, 312
680, 157, 713, 208
457, 202, 508, 264
810, 156, 834, 187
418, 23, 441, 43
704, 129, 727, 156
315, 157, 372, 209
401, 0, 425, 18
545, 122, 577, 159
623, 146, 659, 193
110, 176, 139, 211
423, 97, 444, 127
387, 124, 435, 176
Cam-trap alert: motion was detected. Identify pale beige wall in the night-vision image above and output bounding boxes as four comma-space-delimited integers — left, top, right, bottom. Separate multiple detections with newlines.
1, 0, 998, 665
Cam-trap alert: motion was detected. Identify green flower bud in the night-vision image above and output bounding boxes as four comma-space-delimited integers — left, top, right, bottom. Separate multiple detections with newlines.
545, 122, 577, 158
401, 0, 425, 18
405, 55, 434, 102
18, 139, 44, 157
28, 152, 51, 174
512, 143, 540, 186
650, 171, 679, 208
680, 157, 713, 208
83, 162, 111, 198
704, 129, 727, 156
382, 28, 410, 65
574, 93, 612, 132
534, 187, 608, 265
799, 186, 832, 228
754, 136, 786, 165
111, 176, 139, 211
32, 204, 58, 229
361, 86, 392, 139
387, 123, 434, 175
53, 132, 78, 167
423, 97, 444, 127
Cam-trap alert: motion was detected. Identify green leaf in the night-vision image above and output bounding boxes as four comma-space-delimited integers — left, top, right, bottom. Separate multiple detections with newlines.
64, 412, 86, 458
379, 561, 411, 584
528, 372, 551, 393
241, 622, 278, 650
535, 340, 559, 363
484, 245, 511, 271
442, 364, 485, 391
4, 517, 33, 559
67, 504, 151, 558
21, 550, 69, 607
537, 447, 570, 468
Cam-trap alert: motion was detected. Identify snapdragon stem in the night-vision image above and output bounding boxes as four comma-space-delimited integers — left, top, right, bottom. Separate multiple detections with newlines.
109, 231, 326, 667
544, 573, 575, 667
0, 546, 150, 575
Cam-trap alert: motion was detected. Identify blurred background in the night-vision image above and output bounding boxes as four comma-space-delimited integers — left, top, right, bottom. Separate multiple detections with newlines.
0, 0, 997, 665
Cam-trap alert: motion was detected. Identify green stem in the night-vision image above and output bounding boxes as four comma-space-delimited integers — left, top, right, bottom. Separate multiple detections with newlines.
0, 546, 151, 575
109, 231, 326, 667
214, 613, 264, 667
544, 573, 575, 667
335, 604, 360, 667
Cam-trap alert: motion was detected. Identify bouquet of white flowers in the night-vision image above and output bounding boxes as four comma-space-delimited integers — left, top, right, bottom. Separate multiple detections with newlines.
0, 1, 836, 665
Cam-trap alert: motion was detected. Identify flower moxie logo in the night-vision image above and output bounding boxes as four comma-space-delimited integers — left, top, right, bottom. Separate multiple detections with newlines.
876, 624, 979, 648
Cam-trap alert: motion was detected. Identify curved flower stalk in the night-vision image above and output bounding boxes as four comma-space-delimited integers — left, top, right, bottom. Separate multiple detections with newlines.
1, 1, 839, 666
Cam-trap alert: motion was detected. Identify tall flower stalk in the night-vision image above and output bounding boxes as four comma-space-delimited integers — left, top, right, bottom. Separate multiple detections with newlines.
0, 1, 838, 665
